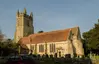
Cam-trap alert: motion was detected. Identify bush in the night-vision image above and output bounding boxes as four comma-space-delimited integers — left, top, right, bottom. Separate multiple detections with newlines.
37, 54, 41, 58
45, 54, 49, 58
50, 54, 53, 58
54, 53, 57, 58
65, 54, 71, 58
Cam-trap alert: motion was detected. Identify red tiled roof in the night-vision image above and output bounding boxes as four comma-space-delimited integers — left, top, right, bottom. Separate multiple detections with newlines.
19, 27, 79, 44
19, 29, 71, 44
29, 29, 70, 44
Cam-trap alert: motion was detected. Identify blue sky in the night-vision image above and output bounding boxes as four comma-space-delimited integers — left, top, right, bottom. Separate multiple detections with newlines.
0, 0, 99, 39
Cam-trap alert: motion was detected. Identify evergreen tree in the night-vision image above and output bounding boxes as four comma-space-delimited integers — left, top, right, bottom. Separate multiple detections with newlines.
0, 29, 4, 42
38, 30, 44, 33
83, 20, 99, 54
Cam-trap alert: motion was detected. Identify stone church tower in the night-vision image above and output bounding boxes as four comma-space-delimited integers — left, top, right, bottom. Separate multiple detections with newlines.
14, 8, 34, 43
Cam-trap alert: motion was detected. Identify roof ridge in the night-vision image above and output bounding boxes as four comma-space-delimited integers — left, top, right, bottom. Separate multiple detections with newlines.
28, 26, 79, 39
33, 28, 71, 35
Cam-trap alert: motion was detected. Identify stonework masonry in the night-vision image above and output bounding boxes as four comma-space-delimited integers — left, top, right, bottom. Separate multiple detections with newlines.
14, 8, 34, 43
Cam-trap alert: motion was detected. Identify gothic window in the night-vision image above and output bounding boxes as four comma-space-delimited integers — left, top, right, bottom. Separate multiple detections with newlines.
50, 44, 55, 53
39, 44, 44, 52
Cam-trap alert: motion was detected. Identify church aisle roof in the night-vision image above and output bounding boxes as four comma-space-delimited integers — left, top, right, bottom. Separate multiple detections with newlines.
19, 37, 30, 44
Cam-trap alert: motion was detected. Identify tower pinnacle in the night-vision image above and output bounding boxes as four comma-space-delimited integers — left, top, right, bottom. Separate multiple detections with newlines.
30, 12, 33, 17
23, 8, 27, 14
17, 9, 19, 15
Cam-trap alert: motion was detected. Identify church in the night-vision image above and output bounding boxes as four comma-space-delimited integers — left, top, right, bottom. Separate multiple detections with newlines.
14, 8, 84, 57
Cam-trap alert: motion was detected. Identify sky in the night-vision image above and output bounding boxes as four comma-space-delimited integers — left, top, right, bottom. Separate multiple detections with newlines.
0, 0, 99, 39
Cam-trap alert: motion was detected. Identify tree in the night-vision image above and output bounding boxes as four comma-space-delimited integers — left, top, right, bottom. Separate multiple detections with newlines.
38, 30, 44, 33
0, 28, 19, 56
0, 39, 19, 56
83, 20, 99, 54
82, 39, 90, 56
0, 29, 4, 42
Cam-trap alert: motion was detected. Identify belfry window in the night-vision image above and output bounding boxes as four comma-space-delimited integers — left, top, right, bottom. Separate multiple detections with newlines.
26, 20, 30, 27
17, 18, 22, 26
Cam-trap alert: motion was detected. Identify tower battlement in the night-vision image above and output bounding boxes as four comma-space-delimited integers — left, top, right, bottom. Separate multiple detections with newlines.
16, 8, 33, 20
